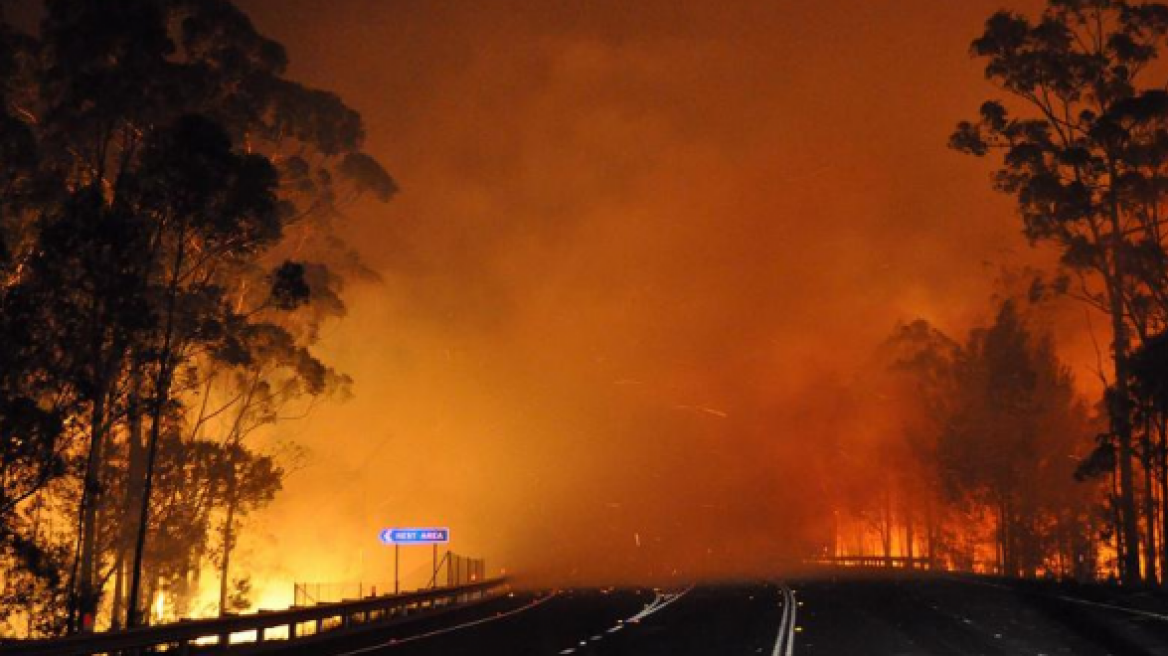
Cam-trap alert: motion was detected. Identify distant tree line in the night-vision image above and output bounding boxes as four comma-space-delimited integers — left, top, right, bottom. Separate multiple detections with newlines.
824, 293, 1104, 579
0, 0, 393, 637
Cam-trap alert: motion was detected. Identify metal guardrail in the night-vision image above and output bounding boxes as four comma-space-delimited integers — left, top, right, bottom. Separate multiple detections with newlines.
0, 578, 507, 656
804, 555, 932, 568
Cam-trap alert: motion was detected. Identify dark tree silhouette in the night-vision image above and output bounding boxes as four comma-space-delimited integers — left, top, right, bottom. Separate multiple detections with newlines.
951, 0, 1168, 584
879, 319, 962, 569
0, 0, 392, 634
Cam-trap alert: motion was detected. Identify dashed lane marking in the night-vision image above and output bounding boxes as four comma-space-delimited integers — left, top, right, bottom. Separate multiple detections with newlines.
553, 586, 694, 655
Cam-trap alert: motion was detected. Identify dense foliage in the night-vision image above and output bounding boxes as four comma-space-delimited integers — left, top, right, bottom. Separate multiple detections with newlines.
0, 0, 392, 635
952, 0, 1168, 584
825, 294, 1103, 579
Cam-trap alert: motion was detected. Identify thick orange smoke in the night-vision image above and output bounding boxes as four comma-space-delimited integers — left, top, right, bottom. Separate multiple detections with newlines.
221, 0, 1105, 600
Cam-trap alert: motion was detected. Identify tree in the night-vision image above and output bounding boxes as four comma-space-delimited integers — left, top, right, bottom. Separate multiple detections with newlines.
946, 301, 1039, 575
942, 301, 1095, 577
0, 0, 393, 633
1130, 331, 1168, 582
951, 0, 1168, 583
878, 319, 962, 568
23, 186, 155, 632
212, 444, 282, 616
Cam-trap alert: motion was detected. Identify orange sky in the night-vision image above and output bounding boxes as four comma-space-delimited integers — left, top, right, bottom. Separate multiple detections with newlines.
225, 0, 1098, 595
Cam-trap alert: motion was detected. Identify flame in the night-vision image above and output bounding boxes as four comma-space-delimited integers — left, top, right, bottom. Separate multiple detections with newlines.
151, 590, 166, 623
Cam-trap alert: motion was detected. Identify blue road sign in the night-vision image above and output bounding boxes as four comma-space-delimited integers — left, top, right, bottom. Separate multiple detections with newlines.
379, 527, 450, 545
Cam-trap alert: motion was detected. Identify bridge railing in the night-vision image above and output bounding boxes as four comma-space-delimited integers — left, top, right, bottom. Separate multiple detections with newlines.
0, 578, 507, 656
803, 555, 932, 569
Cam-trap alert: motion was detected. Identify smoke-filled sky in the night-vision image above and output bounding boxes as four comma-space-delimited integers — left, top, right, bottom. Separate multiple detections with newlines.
227, 0, 1087, 597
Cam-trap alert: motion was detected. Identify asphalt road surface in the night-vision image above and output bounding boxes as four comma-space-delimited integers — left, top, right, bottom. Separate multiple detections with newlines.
281, 575, 1168, 656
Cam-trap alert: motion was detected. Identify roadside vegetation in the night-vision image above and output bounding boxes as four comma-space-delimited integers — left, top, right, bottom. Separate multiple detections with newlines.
0, 0, 392, 636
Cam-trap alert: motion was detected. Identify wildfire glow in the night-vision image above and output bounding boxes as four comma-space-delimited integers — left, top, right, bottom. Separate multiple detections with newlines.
151, 591, 165, 625
217, 0, 1111, 588
2, 4, 1138, 635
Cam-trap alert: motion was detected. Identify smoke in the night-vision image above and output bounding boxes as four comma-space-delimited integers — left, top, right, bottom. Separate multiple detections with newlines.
228, 0, 1083, 593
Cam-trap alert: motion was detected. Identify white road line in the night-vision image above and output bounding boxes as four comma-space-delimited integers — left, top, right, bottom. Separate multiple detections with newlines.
1054, 594, 1168, 622
627, 593, 665, 622
628, 591, 668, 622
952, 574, 1168, 623
785, 586, 798, 656
553, 585, 694, 655
771, 584, 797, 656
770, 586, 789, 656
627, 586, 692, 623
331, 592, 558, 656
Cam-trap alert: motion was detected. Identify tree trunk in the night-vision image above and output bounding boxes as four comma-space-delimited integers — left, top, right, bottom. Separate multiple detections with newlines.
1104, 163, 1143, 584
904, 503, 915, 569
109, 553, 124, 631
925, 495, 937, 570
1113, 468, 1127, 581
1159, 416, 1168, 588
881, 489, 893, 567
1143, 426, 1158, 585
127, 221, 187, 627
75, 391, 108, 633
128, 402, 163, 628
1113, 332, 1143, 583
831, 509, 839, 558
119, 366, 145, 627
997, 500, 1006, 576
219, 471, 238, 616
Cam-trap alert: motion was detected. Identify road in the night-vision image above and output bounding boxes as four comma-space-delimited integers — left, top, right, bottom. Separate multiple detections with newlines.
277, 574, 1168, 656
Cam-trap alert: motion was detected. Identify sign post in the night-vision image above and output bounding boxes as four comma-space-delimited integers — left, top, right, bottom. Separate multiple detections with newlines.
379, 527, 450, 595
